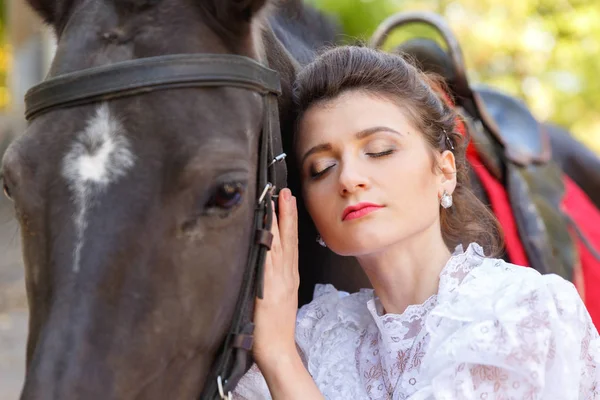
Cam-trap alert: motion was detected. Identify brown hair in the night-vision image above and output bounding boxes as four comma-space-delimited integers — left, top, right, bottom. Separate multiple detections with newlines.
292, 45, 504, 256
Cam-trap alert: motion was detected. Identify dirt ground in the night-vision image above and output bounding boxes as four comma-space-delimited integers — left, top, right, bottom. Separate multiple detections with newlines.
0, 181, 28, 399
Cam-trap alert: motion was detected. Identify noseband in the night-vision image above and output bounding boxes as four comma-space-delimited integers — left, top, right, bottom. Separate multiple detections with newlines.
24, 54, 287, 399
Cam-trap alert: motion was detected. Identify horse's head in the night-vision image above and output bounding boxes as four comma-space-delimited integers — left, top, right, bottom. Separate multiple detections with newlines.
1, 0, 279, 398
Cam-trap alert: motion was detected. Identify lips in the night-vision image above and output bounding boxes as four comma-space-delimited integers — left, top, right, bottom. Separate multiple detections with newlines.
342, 202, 384, 221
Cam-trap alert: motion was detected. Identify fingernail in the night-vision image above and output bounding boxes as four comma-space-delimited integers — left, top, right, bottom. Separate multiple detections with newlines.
282, 188, 291, 201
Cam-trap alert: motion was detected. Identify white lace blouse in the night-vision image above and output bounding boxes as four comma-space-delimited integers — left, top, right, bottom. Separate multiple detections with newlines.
234, 243, 600, 399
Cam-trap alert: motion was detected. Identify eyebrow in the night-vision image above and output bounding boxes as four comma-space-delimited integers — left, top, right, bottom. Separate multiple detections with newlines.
300, 126, 403, 166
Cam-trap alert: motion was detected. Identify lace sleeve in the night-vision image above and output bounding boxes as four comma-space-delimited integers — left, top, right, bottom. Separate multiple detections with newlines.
233, 284, 349, 399
410, 264, 600, 400
232, 363, 271, 400
232, 343, 313, 400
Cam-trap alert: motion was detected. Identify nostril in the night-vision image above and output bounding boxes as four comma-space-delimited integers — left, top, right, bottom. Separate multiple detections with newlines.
0, 165, 16, 201
1, 143, 25, 202
2, 180, 11, 200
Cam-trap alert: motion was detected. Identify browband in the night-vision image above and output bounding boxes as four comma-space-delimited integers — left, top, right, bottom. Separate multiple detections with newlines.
25, 54, 282, 121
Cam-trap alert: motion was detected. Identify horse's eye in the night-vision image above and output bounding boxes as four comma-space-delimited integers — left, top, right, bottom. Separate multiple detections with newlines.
2, 181, 12, 201
206, 182, 246, 210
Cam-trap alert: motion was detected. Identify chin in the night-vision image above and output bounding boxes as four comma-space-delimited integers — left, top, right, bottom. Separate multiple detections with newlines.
331, 221, 415, 256
330, 235, 391, 257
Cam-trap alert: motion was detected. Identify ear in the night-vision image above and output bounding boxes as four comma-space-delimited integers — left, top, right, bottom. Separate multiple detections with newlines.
203, 0, 270, 35
438, 150, 457, 195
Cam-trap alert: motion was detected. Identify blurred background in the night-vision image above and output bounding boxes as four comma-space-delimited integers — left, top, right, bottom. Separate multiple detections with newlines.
0, 0, 598, 398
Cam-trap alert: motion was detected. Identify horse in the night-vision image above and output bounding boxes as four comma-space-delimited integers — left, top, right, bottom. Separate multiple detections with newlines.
0, 0, 355, 398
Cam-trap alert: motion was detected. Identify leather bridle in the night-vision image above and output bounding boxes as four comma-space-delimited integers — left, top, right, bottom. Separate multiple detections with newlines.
24, 53, 287, 399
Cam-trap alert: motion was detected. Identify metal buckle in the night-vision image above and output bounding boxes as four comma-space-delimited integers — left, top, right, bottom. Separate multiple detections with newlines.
268, 152, 287, 167
258, 182, 274, 204
217, 376, 232, 400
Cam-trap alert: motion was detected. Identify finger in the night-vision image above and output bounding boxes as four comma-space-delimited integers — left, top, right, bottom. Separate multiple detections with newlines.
277, 189, 294, 251
291, 196, 299, 282
263, 244, 274, 285
278, 189, 298, 273
262, 201, 279, 291
269, 200, 282, 263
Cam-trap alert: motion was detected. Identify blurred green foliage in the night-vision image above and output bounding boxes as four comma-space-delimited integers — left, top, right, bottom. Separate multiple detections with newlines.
309, 0, 600, 154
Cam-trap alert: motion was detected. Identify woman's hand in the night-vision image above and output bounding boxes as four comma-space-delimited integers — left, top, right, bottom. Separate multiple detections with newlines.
251, 189, 325, 399
253, 188, 299, 369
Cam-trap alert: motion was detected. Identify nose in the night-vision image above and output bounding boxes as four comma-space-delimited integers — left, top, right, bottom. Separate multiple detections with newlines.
338, 159, 369, 195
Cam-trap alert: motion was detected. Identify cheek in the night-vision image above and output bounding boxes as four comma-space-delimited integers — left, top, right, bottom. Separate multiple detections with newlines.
302, 182, 336, 230
418, 165, 440, 196
386, 153, 439, 208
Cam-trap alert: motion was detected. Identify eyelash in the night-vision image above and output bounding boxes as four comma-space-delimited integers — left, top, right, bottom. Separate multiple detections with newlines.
309, 149, 395, 180
366, 149, 395, 158
310, 165, 333, 179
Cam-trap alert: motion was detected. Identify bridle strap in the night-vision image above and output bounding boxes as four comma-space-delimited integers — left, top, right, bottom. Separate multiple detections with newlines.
201, 69, 287, 400
24, 53, 287, 400
200, 92, 278, 399
24, 54, 282, 121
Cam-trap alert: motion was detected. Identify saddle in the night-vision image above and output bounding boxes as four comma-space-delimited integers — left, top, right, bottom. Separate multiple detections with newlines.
369, 11, 598, 281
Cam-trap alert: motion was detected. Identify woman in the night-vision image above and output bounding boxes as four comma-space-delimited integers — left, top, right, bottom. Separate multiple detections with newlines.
234, 46, 600, 399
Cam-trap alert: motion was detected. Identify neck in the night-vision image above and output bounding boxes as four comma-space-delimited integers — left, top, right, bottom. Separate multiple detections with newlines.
356, 221, 452, 315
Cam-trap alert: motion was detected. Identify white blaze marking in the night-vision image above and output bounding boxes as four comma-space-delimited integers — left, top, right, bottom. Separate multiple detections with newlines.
62, 104, 135, 272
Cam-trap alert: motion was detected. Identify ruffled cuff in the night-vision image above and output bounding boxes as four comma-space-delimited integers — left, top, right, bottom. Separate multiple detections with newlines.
233, 363, 271, 400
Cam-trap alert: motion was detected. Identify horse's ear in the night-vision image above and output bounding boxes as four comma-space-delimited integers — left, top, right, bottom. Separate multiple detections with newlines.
203, 0, 270, 34
25, 0, 59, 25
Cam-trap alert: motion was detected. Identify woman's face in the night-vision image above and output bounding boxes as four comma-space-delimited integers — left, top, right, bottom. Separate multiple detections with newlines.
296, 90, 456, 256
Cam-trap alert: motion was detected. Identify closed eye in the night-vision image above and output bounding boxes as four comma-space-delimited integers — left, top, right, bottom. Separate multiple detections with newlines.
366, 149, 395, 158
310, 164, 335, 180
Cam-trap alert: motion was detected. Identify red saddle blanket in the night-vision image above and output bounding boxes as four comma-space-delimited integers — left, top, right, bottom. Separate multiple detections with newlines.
466, 142, 600, 327
440, 86, 600, 326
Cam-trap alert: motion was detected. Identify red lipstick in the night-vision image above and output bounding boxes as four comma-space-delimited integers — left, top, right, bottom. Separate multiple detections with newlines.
342, 202, 384, 221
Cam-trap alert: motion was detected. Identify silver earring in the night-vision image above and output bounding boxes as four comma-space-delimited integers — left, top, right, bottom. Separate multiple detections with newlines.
316, 234, 327, 247
440, 190, 453, 209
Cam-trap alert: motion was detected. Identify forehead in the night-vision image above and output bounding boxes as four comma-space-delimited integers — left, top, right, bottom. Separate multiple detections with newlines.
296, 91, 418, 152
16, 85, 261, 187
50, 0, 237, 76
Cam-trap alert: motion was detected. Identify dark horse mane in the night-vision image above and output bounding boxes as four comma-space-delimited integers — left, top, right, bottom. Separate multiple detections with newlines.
263, 1, 340, 143
268, 1, 340, 64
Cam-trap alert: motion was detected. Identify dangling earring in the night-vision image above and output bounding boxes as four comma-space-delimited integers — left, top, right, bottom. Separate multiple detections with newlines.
316, 234, 327, 247
440, 190, 453, 209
